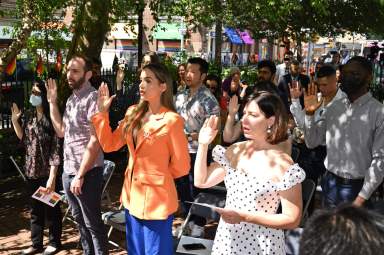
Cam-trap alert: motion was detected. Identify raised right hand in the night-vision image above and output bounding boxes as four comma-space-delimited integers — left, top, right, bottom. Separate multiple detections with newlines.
304, 81, 322, 115
11, 103, 21, 122
97, 82, 116, 112
116, 67, 125, 90
198, 115, 219, 145
289, 80, 303, 99
228, 95, 239, 116
45, 78, 57, 104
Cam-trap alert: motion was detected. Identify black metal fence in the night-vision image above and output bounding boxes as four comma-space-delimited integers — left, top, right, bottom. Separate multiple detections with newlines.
0, 67, 138, 130
371, 59, 384, 103
1, 80, 34, 129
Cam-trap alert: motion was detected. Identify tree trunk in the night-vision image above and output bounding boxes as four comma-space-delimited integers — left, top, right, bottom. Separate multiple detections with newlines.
214, 20, 222, 72
58, 0, 112, 107
0, 0, 39, 82
66, 0, 111, 61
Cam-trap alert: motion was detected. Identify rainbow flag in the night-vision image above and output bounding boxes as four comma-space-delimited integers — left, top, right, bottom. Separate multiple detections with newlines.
36, 56, 44, 76
5, 57, 16, 76
55, 50, 62, 72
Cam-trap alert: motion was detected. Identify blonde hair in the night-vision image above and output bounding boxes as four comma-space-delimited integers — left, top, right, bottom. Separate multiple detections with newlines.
123, 63, 175, 136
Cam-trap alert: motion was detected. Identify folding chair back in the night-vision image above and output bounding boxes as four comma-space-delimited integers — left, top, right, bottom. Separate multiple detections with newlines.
101, 160, 115, 198
62, 160, 116, 223
176, 190, 226, 254
9, 156, 27, 183
301, 178, 316, 225
188, 192, 226, 222
178, 190, 226, 238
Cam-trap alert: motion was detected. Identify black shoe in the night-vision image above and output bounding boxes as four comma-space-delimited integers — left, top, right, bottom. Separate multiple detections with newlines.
21, 246, 43, 255
42, 245, 59, 255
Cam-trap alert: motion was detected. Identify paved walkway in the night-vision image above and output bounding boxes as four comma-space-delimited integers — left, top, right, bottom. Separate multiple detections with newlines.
0, 172, 127, 255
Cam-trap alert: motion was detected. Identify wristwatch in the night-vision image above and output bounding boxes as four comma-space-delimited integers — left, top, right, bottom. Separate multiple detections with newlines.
187, 134, 193, 142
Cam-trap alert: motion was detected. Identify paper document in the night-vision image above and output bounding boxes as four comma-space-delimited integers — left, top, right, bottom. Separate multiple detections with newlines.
32, 186, 62, 207
185, 201, 222, 210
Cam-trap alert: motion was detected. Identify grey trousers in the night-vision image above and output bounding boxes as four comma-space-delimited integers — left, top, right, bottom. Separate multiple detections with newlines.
63, 167, 108, 255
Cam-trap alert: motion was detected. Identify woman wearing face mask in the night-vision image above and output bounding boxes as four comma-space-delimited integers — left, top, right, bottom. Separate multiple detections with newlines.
11, 81, 62, 255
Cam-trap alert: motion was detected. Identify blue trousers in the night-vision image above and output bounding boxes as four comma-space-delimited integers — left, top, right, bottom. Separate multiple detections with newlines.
124, 209, 173, 255
321, 171, 364, 208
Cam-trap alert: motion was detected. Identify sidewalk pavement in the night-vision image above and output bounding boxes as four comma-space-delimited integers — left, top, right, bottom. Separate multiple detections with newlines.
0, 172, 127, 255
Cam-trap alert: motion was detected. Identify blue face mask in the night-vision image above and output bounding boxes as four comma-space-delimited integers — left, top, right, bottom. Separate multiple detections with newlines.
29, 95, 42, 106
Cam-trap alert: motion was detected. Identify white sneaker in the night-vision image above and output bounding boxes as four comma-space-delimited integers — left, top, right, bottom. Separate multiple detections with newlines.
188, 222, 205, 237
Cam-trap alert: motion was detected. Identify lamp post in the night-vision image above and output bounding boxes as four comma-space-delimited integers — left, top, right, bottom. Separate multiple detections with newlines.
179, 19, 187, 52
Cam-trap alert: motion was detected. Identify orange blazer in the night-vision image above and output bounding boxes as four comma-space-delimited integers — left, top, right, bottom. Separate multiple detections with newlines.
92, 106, 190, 220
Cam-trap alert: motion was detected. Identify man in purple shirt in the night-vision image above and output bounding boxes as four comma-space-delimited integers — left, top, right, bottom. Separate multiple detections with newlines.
46, 55, 108, 255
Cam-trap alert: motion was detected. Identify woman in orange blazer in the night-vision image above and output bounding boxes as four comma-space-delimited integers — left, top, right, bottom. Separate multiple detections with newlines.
92, 63, 190, 254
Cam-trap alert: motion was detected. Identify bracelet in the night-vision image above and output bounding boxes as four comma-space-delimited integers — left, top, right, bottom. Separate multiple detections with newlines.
75, 175, 84, 180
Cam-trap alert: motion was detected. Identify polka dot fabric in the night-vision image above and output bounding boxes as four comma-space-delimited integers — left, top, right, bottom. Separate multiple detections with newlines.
211, 145, 305, 255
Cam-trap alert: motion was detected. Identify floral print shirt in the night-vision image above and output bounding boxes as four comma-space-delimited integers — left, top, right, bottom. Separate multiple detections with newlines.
22, 112, 61, 179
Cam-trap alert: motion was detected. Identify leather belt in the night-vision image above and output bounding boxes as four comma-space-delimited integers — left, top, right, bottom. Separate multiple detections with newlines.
325, 171, 364, 185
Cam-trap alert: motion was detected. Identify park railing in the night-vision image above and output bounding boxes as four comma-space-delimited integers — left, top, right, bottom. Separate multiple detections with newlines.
0, 67, 138, 130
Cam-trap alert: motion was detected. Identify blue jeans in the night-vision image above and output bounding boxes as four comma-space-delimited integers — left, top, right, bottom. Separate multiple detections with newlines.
62, 167, 108, 255
125, 209, 173, 255
321, 171, 364, 208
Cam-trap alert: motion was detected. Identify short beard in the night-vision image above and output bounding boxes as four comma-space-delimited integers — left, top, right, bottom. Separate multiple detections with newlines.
69, 75, 86, 90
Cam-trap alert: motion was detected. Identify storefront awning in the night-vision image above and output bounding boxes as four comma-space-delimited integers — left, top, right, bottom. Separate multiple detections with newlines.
108, 23, 138, 40
224, 27, 243, 45
153, 23, 182, 40
237, 30, 254, 45
157, 40, 180, 52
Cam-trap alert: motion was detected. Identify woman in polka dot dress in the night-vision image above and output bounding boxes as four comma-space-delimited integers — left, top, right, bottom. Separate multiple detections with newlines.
194, 92, 305, 255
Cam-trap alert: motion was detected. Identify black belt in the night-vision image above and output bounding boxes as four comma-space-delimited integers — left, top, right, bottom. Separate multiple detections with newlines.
325, 171, 364, 185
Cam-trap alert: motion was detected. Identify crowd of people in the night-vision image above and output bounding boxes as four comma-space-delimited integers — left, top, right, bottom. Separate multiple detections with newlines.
10, 50, 384, 255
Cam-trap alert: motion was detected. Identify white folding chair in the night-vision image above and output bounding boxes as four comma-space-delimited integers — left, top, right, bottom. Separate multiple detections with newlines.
62, 159, 116, 222
102, 204, 126, 248
176, 189, 226, 254
9, 156, 27, 183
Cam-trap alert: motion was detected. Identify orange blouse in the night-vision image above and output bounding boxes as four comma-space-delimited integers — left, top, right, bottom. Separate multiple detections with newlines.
91, 106, 190, 220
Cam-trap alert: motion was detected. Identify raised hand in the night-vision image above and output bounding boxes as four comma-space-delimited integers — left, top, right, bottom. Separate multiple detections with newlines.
289, 80, 303, 99
198, 115, 219, 145
239, 81, 248, 89
11, 103, 21, 122
228, 95, 239, 116
116, 66, 125, 90
46, 78, 58, 104
97, 82, 116, 113
304, 81, 322, 115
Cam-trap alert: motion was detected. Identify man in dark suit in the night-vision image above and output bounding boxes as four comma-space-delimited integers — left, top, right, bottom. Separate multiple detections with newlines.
278, 59, 310, 111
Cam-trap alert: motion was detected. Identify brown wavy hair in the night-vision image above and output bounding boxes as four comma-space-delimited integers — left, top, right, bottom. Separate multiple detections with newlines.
247, 91, 288, 144
122, 63, 175, 136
